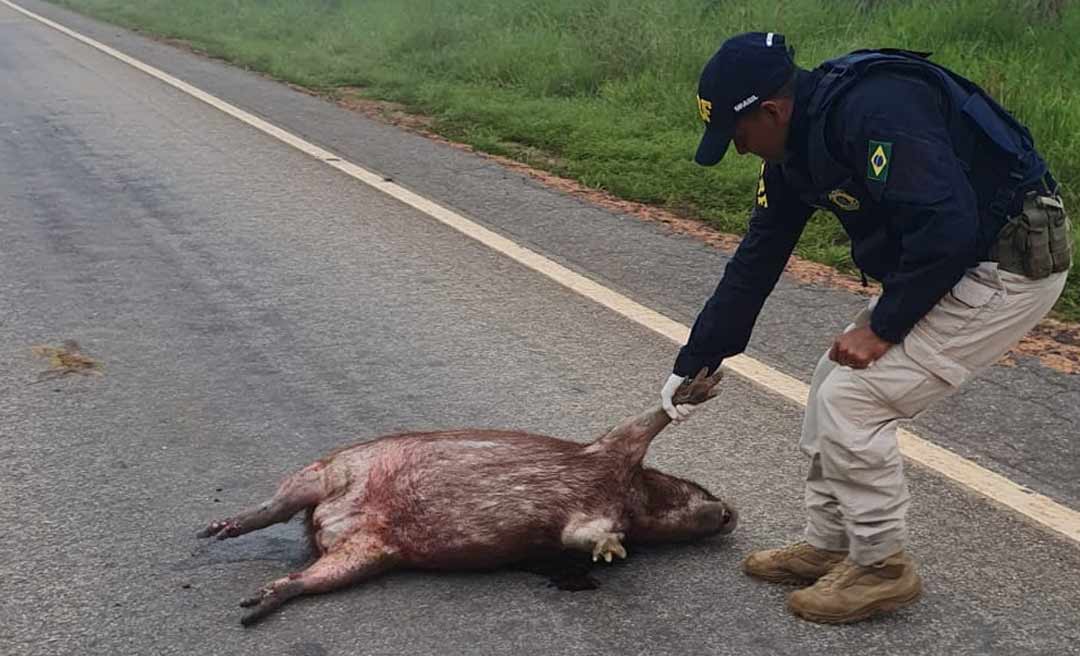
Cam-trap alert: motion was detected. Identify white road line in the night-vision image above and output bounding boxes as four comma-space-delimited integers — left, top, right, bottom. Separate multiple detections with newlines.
8, 0, 1079, 546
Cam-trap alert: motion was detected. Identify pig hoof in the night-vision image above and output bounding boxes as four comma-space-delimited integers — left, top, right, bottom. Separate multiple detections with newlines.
197, 520, 241, 539
239, 600, 275, 627
591, 534, 627, 564
238, 586, 295, 626
239, 593, 265, 608
196, 520, 227, 538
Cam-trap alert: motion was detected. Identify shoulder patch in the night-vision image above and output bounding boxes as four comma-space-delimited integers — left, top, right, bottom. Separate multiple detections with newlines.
867, 140, 892, 182
756, 162, 768, 208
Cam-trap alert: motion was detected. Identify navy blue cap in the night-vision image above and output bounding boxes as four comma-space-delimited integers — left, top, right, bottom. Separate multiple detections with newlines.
694, 32, 796, 166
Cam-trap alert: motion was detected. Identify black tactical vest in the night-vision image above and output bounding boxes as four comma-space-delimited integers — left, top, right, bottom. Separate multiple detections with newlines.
780, 49, 1048, 267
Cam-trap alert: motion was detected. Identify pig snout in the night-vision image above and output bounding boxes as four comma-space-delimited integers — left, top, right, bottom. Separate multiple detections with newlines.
718, 505, 738, 535
697, 502, 738, 537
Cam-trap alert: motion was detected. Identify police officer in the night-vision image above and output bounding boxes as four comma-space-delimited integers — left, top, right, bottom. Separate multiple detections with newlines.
661, 32, 1072, 623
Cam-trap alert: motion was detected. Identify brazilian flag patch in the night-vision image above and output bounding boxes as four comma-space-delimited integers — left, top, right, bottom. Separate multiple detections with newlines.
867, 140, 892, 182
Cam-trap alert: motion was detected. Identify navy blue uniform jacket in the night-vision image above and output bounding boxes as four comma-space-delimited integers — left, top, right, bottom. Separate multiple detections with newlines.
674, 67, 1045, 377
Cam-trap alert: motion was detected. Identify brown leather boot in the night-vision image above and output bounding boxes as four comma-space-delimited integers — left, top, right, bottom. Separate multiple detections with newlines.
787, 552, 923, 624
742, 541, 847, 585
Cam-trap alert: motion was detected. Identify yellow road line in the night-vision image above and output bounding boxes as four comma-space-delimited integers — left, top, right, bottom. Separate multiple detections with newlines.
7, 0, 1077, 546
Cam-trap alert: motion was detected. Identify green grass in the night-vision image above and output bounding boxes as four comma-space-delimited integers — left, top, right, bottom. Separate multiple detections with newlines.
49, 0, 1080, 319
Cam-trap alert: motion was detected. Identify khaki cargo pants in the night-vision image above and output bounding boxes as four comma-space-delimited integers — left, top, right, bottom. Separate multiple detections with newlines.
800, 262, 1068, 565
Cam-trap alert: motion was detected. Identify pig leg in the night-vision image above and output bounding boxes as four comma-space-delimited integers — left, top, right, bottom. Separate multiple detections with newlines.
585, 369, 723, 466
198, 463, 329, 540
561, 515, 628, 563
238, 535, 393, 626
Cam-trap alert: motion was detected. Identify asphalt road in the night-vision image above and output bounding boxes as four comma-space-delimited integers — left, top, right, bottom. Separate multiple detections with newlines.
1, 2, 1079, 655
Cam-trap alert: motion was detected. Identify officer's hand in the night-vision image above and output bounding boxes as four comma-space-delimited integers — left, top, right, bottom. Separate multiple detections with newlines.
829, 325, 893, 369
660, 373, 692, 422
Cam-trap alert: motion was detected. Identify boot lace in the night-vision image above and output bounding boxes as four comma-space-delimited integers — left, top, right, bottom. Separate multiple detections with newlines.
776, 541, 814, 558
815, 559, 857, 591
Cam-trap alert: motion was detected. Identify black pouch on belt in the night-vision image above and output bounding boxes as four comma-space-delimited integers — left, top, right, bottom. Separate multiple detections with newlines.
991, 192, 1072, 279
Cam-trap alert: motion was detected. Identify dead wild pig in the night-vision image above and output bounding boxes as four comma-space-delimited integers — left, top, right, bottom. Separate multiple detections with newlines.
199, 369, 735, 625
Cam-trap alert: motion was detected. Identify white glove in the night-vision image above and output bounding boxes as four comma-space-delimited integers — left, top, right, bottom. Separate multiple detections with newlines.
660, 373, 696, 422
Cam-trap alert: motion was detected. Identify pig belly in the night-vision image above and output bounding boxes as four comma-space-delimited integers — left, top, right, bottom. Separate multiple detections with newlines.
392, 512, 561, 570
311, 489, 562, 568
308, 460, 376, 554
381, 474, 611, 569
310, 494, 366, 554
